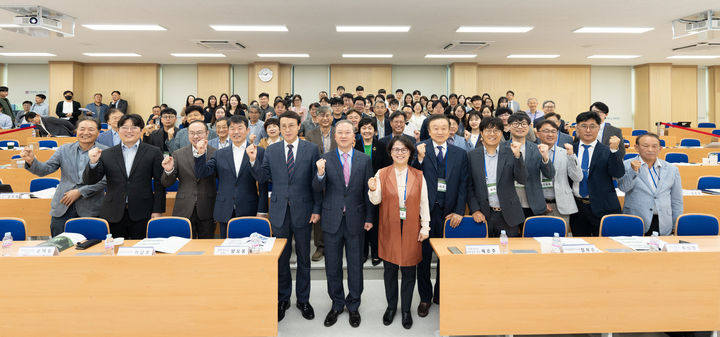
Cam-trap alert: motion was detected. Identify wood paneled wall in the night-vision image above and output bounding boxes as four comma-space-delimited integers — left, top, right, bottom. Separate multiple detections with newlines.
709, 66, 720, 124
634, 63, 672, 130
329, 65, 392, 96
82, 64, 159, 119
671, 65, 698, 125
48, 62, 84, 112
279, 64, 292, 97
197, 64, 230, 101
248, 62, 279, 101
450, 63, 478, 95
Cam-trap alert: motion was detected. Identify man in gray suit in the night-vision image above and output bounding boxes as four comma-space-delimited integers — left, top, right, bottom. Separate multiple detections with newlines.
21, 118, 107, 236
590, 101, 626, 158
506, 90, 520, 113
160, 120, 217, 239
618, 133, 683, 235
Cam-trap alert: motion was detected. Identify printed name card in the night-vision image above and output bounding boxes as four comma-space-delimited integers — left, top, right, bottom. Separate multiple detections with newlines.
465, 245, 500, 255
117, 247, 155, 256
561, 244, 602, 254
214, 246, 249, 255
17, 246, 59, 256
663, 243, 700, 252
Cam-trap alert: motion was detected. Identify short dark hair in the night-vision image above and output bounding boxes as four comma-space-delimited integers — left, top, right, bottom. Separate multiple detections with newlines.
543, 112, 562, 120
228, 115, 249, 128
448, 93, 458, 99
25, 111, 38, 120
194, 97, 205, 104
427, 113, 449, 127
263, 117, 279, 131
77, 118, 101, 130
395, 88, 404, 94
479, 116, 504, 132
36, 94, 46, 100
258, 92, 269, 99
346, 109, 362, 117
329, 97, 343, 105
466, 111, 482, 131
188, 120, 208, 131
576, 111, 601, 124
111, 90, 121, 95
356, 85, 364, 91
412, 90, 421, 96
471, 95, 483, 102
152, 105, 161, 110
161, 108, 177, 116
336, 85, 345, 91
118, 114, 144, 129
358, 117, 376, 131
378, 89, 386, 94
389, 98, 399, 106
535, 120, 559, 131
309, 102, 320, 110
160, 103, 168, 109
63, 90, 73, 96
279, 111, 301, 125
431, 100, 445, 110
0, 86, 7, 92
106, 108, 125, 122
507, 112, 531, 125
495, 107, 512, 117
215, 117, 229, 127
447, 114, 460, 126
353, 96, 365, 104
341, 93, 353, 100
184, 105, 204, 116
22, 100, 32, 105
273, 100, 286, 108
319, 96, 329, 104
636, 132, 661, 145
387, 136, 416, 160
389, 111, 407, 122
589, 101, 609, 114
506, 90, 515, 96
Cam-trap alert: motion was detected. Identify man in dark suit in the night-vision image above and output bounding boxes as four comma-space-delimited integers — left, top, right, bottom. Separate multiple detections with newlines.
24, 112, 75, 137
538, 112, 574, 147
313, 120, 374, 328
379, 111, 415, 149
195, 115, 268, 238
419, 100, 446, 141
161, 120, 217, 239
248, 111, 321, 322
590, 101, 626, 158
109, 90, 129, 113
570, 111, 625, 236
467, 116, 526, 238
84, 114, 165, 239
55, 90, 82, 124
143, 108, 178, 153
372, 100, 392, 138
412, 114, 468, 316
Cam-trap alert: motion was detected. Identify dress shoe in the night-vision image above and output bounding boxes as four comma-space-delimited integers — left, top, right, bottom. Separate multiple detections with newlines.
401, 311, 413, 329
296, 302, 315, 320
348, 311, 361, 327
312, 247, 324, 261
278, 301, 290, 321
371, 258, 382, 266
324, 309, 342, 327
417, 301, 431, 317
432, 295, 440, 305
382, 308, 396, 326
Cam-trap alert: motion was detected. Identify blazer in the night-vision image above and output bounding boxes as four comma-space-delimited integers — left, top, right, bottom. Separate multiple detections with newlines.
601, 123, 625, 158
109, 99, 128, 113
618, 158, 683, 235
83, 142, 166, 222
144, 127, 178, 153
26, 141, 108, 217
305, 127, 336, 154
251, 139, 321, 230
161, 144, 217, 220
372, 117, 393, 138
207, 136, 230, 150
448, 135, 468, 152
573, 140, 625, 217
166, 127, 217, 154
312, 149, 374, 235
411, 140, 468, 216
508, 100, 520, 113
96, 129, 119, 148
354, 137, 391, 173
548, 146, 583, 215
466, 144, 527, 226
55, 101, 82, 124
505, 140, 555, 215
195, 142, 268, 223
37, 117, 75, 137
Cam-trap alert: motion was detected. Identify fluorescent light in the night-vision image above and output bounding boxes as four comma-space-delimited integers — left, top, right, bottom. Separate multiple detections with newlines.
82, 24, 166, 31
257, 53, 309, 58
342, 54, 393, 58
336, 26, 410, 32
0, 24, 19, 28
667, 55, 720, 59
425, 54, 477, 58
0, 52, 55, 57
83, 53, 141, 57
171, 53, 226, 57
507, 54, 560, 59
457, 26, 533, 33
209, 25, 288, 32
587, 55, 641, 59
574, 27, 654, 34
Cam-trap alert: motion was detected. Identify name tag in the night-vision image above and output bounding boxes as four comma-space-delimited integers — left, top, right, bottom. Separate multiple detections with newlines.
117, 247, 155, 256
663, 243, 700, 252
214, 246, 250, 255
17, 246, 59, 256
562, 244, 601, 253
487, 183, 497, 196
399, 207, 407, 220
437, 178, 447, 192
541, 178, 553, 189
465, 244, 499, 255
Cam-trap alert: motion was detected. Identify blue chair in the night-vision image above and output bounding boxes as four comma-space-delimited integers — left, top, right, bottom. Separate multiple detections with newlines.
165, 180, 179, 192
631, 130, 647, 136
624, 153, 638, 160
572, 130, 576, 137
522, 216, 567, 237
680, 138, 701, 147
101, 123, 109, 130
623, 139, 630, 145
659, 139, 666, 147
444, 216, 488, 238
698, 123, 716, 128
697, 176, 720, 190
146, 216, 192, 238
675, 214, 719, 236
11, 155, 20, 159
38, 140, 58, 148
30, 177, 60, 192
599, 214, 645, 237
64, 217, 110, 240
664, 153, 689, 163
712, 130, 720, 136
0, 218, 27, 241
19, 123, 32, 128
227, 216, 272, 238
0, 140, 19, 148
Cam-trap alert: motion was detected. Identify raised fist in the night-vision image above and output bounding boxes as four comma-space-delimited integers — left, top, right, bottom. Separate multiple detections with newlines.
249, 133, 257, 144
246, 143, 257, 162
416, 143, 427, 161
161, 156, 174, 172
564, 143, 574, 156
510, 141, 522, 159
630, 159, 642, 172
609, 135, 621, 150
316, 158, 326, 176
368, 177, 377, 191
166, 127, 175, 140
88, 147, 102, 164
537, 143, 550, 161
196, 139, 207, 155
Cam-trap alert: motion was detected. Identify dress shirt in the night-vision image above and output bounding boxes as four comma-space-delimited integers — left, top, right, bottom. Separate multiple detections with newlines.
61, 101, 73, 119
284, 137, 299, 160
527, 110, 543, 121
217, 137, 231, 149
403, 121, 418, 138
248, 120, 266, 145
76, 145, 91, 179
469, 133, 480, 148
232, 142, 247, 177
484, 147, 500, 208
573, 140, 597, 198
320, 128, 332, 154
409, 114, 426, 131
121, 140, 140, 177
0, 114, 11, 129
376, 117, 387, 137
368, 166, 431, 235
111, 129, 121, 146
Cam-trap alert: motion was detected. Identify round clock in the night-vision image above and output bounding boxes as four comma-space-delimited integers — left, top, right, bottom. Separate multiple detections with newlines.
258, 67, 273, 82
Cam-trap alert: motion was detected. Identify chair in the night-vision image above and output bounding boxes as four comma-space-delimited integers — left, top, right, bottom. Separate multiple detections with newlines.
101, 123, 109, 130
38, 140, 58, 148
165, 180, 179, 192
664, 153, 689, 163
19, 123, 32, 128
697, 176, 720, 190
146, 216, 192, 238
64, 217, 110, 240
675, 214, 719, 236
659, 139, 666, 147
29, 177, 60, 192
712, 130, 720, 136
523, 216, 567, 237
0, 140, 19, 148
444, 216, 488, 238
624, 153, 638, 160
680, 138, 701, 147
11, 155, 20, 160
599, 214, 645, 237
0, 218, 27, 241
631, 130, 647, 136
226, 216, 272, 238
698, 123, 716, 128
623, 139, 630, 145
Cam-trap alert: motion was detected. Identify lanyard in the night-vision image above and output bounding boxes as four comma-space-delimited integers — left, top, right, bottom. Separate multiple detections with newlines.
648, 165, 659, 188
551, 144, 556, 165
403, 171, 408, 203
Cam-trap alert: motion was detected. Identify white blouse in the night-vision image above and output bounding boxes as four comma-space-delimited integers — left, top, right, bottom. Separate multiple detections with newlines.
368, 166, 430, 236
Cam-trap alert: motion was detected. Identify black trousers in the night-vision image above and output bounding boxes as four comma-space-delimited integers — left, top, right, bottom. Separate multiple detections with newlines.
109, 207, 148, 239
487, 209, 520, 238
189, 207, 215, 239
569, 198, 602, 236
383, 260, 416, 313
645, 214, 660, 236
276, 205, 312, 303
324, 216, 363, 312
49, 203, 78, 237
363, 205, 379, 260
417, 203, 444, 303
313, 220, 324, 248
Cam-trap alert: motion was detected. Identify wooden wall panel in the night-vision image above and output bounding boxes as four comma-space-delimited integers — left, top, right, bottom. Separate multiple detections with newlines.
197, 64, 230, 101
329, 65, 392, 96
450, 63, 478, 95
278, 64, 292, 97
248, 62, 280, 101
671, 65, 698, 125
48, 62, 83, 113
81, 64, 159, 120
709, 66, 720, 124
634, 63, 672, 130
0, 64, 3, 85
634, 65, 650, 130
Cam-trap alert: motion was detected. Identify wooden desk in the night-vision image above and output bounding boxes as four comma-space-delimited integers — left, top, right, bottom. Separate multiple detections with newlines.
626, 147, 720, 163
675, 165, 720, 189
25, 136, 77, 147
0, 150, 54, 165
0, 238, 285, 336
0, 168, 61, 191
431, 236, 720, 335
619, 194, 720, 219
666, 127, 719, 145
0, 128, 34, 145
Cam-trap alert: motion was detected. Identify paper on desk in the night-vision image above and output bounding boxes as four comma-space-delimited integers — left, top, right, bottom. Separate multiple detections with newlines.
134, 236, 190, 254
611, 236, 667, 251
683, 189, 703, 196
221, 236, 276, 253
535, 237, 589, 245
29, 187, 56, 199
57, 232, 87, 245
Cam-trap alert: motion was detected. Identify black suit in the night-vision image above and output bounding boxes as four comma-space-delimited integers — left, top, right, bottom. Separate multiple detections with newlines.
109, 99, 128, 113
354, 137, 391, 261
36, 117, 76, 137
601, 123, 626, 158
83, 142, 166, 239
55, 101, 82, 124
143, 127, 177, 153
372, 116, 393, 138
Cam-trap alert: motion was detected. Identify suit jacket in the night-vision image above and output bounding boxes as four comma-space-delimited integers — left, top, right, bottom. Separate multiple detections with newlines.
312, 149, 374, 234
505, 140, 555, 215
548, 146, 583, 215
161, 144, 217, 220
354, 137, 391, 173
554, 132, 574, 148
372, 117, 393, 138
109, 99, 128, 113
144, 127, 177, 153
305, 127, 336, 154
96, 129, 119, 148
618, 158, 683, 235
411, 140, 468, 216
573, 140, 625, 217
601, 123, 626, 158
448, 135, 468, 152
166, 128, 217, 154
195, 142, 268, 223
26, 141, 108, 217
37, 117, 75, 137
508, 100, 520, 113
419, 118, 430, 141
251, 139, 321, 231
83, 142, 166, 222
466, 144, 527, 226
207, 136, 230, 150
55, 101, 82, 124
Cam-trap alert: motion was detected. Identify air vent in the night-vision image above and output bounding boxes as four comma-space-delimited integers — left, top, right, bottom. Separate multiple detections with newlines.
442, 41, 489, 52
195, 40, 246, 51
672, 41, 720, 51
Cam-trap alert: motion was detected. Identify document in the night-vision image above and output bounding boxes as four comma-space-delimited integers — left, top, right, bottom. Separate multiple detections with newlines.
134, 236, 190, 254
611, 236, 667, 251
682, 189, 703, 196
221, 236, 276, 253
534, 237, 589, 245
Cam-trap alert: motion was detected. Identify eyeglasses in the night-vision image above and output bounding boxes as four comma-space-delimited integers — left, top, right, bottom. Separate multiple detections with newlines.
538, 129, 558, 134
577, 124, 599, 130
189, 131, 207, 137
161, 115, 175, 119
391, 147, 409, 154
119, 126, 140, 132
482, 129, 501, 135
511, 122, 529, 128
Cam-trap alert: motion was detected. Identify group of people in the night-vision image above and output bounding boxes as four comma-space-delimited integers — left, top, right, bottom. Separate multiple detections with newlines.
14, 85, 685, 330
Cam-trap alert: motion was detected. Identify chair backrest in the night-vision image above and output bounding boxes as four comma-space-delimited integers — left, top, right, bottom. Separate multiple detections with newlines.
0, 218, 26, 241
698, 123, 716, 128
599, 214, 645, 237
523, 216, 567, 237
165, 180, 179, 192
29, 177, 60, 192
675, 214, 719, 236
631, 130, 647, 136
712, 130, 720, 136
64, 217, 110, 240
146, 216, 192, 238
37, 140, 58, 148
19, 123, 32, 128
664, 153, 689, 163
659, 139, 666, 147
444, 216, 488, 238
227, 217, 272, 238
101, 123, 109, 129
624, 153, 638, 160
697, 176, 720, 190
11, 155, 20, 159
0, 140, 19, 147
680, 138, 701, 147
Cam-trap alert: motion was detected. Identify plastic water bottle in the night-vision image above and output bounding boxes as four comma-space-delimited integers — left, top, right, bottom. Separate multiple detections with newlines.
2, 232, 12, 256
499, 230, 508, 254
104, 234, 114, 256
649, 231, 660, 252
552, 233, 562, 253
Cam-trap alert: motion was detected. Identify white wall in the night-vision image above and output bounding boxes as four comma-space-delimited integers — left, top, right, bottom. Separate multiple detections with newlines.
392, 65, 447, 97
161, 64, 196, 112
591, 66, 633, 128
232, 64, 249, 103
6, 64, 49, 109
293, 65, 328, 105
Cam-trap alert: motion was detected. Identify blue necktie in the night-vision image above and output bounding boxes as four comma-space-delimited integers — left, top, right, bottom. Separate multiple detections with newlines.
286, 144, 295, 178
437, 145, 446, 179
579, 144, 591, 198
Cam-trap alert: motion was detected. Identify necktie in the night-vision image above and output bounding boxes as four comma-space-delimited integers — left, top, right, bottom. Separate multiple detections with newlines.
286, 144, 295, 178
342, 153, 350, 186
579, 144, 591, 198
447, 137, 454, 145
437, 146, 445, 178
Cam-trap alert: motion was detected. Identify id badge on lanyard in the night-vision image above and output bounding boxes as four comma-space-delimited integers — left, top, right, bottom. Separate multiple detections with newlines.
437, 178, 447, 192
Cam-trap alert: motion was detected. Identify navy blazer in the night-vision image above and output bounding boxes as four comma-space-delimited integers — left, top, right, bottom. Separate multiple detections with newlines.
312, 149, 374, 235
573, 140, 625, 217
195, 142, 268, 223
503, 140, 555, 215
372, 117, 393, 138
411, 139, 468, 216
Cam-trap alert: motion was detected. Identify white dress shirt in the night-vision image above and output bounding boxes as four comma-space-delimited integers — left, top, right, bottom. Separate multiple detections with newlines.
284, 137, 299, 160
573, 140, 597, 198
232, 142, 247, 177
368, 166, 431, 236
